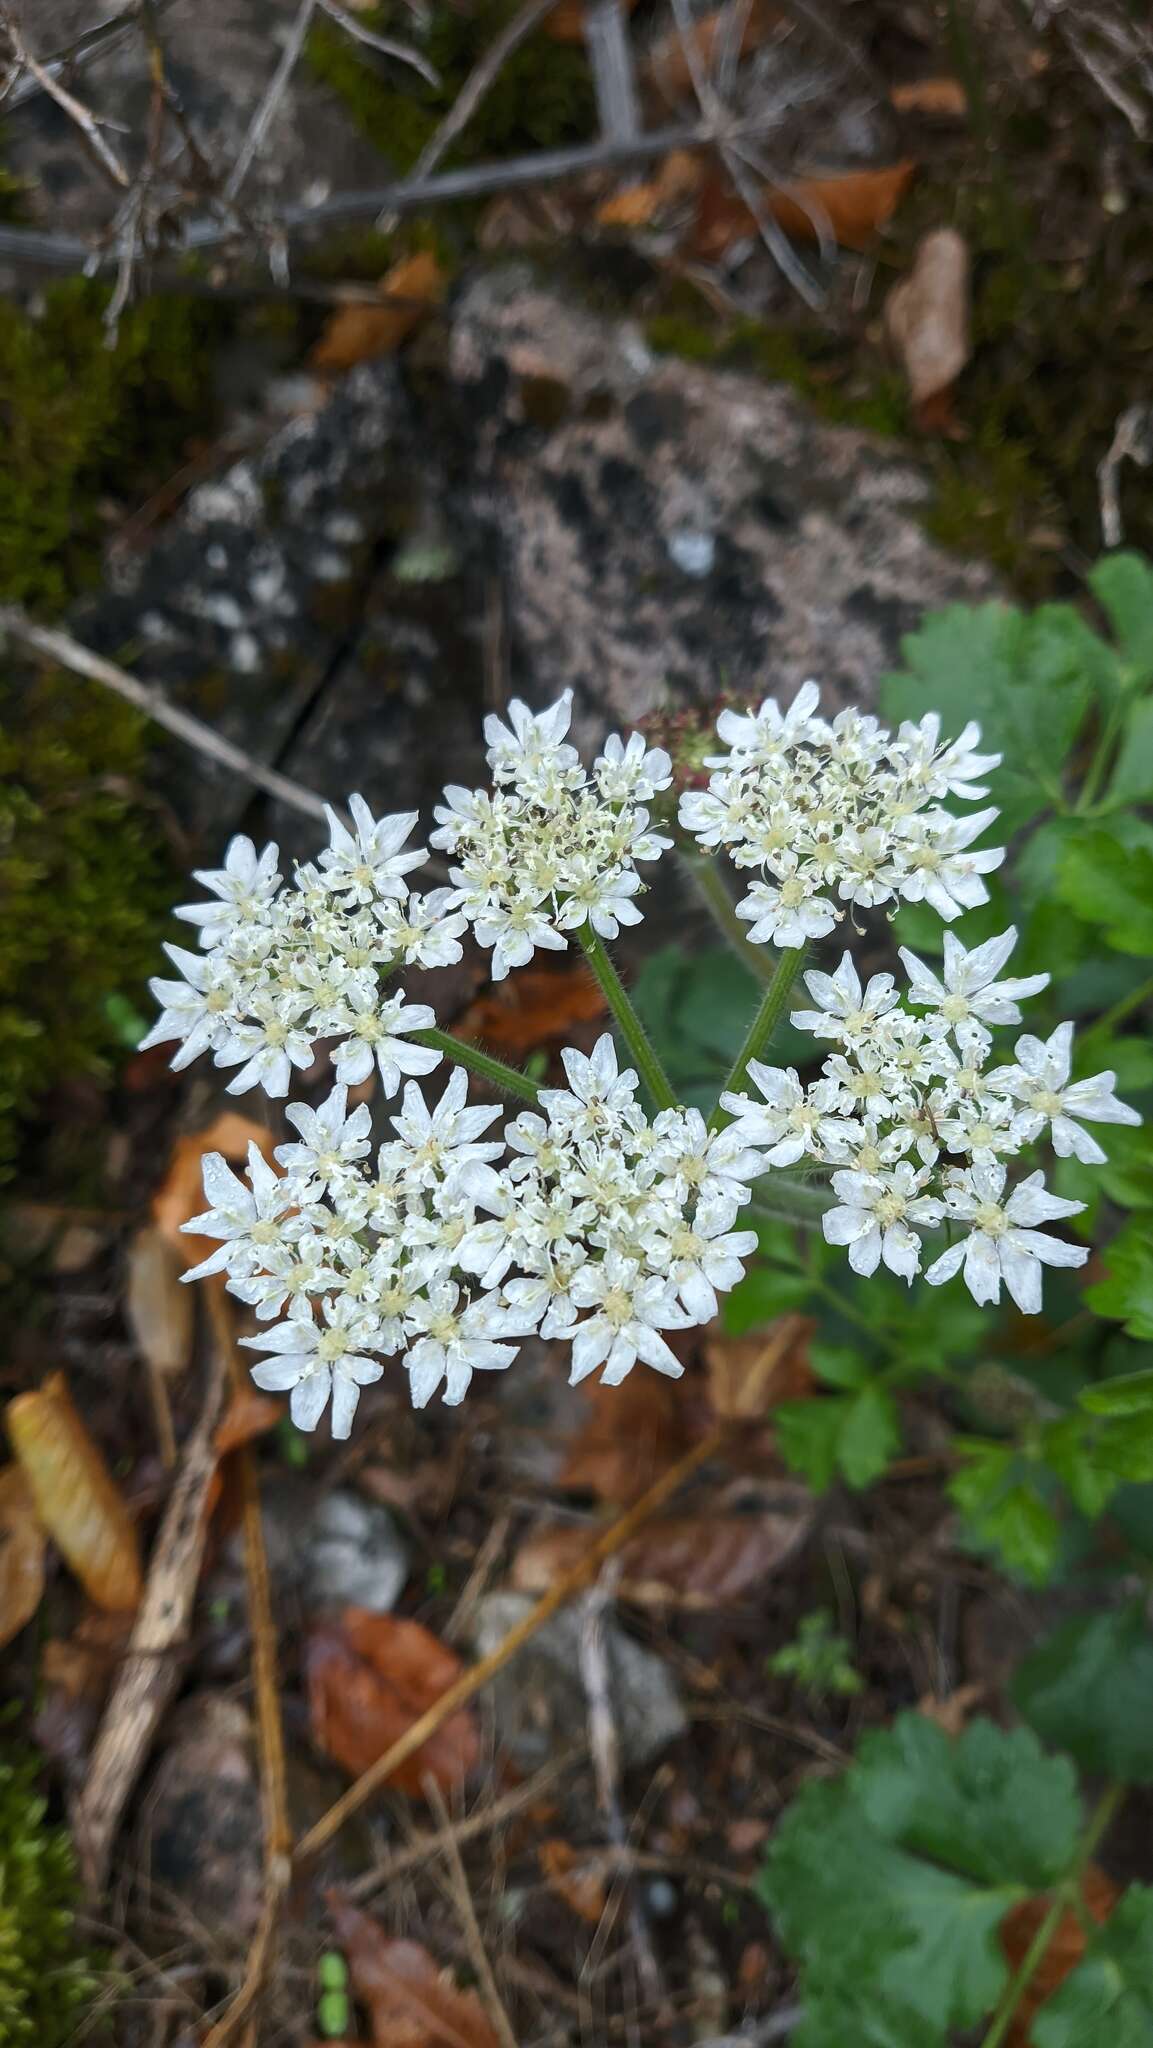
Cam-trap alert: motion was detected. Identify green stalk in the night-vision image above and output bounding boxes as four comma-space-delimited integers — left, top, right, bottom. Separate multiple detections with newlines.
414, 1028, 541, 1106
978, 1783, 1125, 2048
709, 946, 806, 1131
682, 854, 774, 986
577, 922, 678, 1111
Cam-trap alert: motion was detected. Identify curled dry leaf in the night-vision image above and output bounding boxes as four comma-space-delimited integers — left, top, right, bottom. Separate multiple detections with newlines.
539, 1838, 609, 1923
544, 0, 639, 45
310, 252, 445, 373
917, 1681, 985, 1737
153, 1110, 275, 1271
704, 1319, 815, 1420
693, 159, 916, 259
329, 1896, 502, 2048
512, 1508, 810, 1607
884, 227, 971, 432
559, 1372, 692, 1506
889, 76, 967, 117
6, 1374, 141, 1611
647, 0, 782, 103
457, 962, 606, 1059
126, 1224, 195, 1380
0, 1464, 46, 1651
307, 1607, 480, 1795
596, 150, 705, 230
35, 1607, 134, 1770
213, 1386, 283, 1456
999, 1862, 1121, 2046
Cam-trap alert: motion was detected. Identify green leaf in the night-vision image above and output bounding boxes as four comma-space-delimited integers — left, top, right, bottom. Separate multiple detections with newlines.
1089, 1411, 1153, 1484
1107, 698, 1153, 808
1089, 551, 1153, 688
774, 1400, 843, 1492
1082, 1369, 1153, 1418
1032, 1887, 1153, 2047
1014, 1605, 1153, 1782
810, 1341, 871, 1390
774, 1386, 900, 1492
1085, 1221, 1153, 1339
838, 1384, 901, 1488
760, 1715, 1080, 2039
1042, 1416, 1120, 1521
950, 1446, 1062, 1584
1058, 831, 1153, 956
722, 1263, 813, 1335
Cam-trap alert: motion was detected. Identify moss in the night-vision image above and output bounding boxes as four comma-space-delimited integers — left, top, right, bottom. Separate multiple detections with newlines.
0, 1751, 101, 2044
306, 0, 595, 193
645, 307, 906, 438
0, 279, 227, 612
0, 669, 173, 1178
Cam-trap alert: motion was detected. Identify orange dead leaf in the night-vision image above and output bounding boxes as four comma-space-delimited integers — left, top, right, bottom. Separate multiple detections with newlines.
890, 76, 967, 117
916, 1681, 985, 1737
125, 1223, 195, 1379
596, 150, 705, 229
884, 227, 971, 434
456, 963, 606, 1060
544, 0, 638, 43
6, 1375, 142, 1611
693, 159, 916, 259
152, 1111, 276, 1271
703, 1320, 815, 1420
999, 1863, 1121, 2045
0, 1464, 46, 1651
329, 1896, 502, 2048
540, 1838, 609, 1922
310, 252, 445, 372
512, 1507, 809, 1607
214, 1387, 283, 1457
647, 0, 782, 100
559, 1372, 692, 1506
307, 1608, 480, 1796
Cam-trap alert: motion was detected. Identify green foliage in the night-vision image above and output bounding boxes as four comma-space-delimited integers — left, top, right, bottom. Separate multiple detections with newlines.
0, 669, 172, 1174
633, 942, 808, 1111
0, 280, 223, 611
1012, 1606, 1153, 1785
768, 1609, 862, 1699
1031, 1889, 1153, 2046
774, 1349, 901, 1494
0, 1751, 100, 2045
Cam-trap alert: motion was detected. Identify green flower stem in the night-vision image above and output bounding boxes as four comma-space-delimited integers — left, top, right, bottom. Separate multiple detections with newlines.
414, 1028, 541, 1105
577, 922, 678, 1111
709, 946, 806, 1131
1094, 972, 1153, 1038
978, 1782, 1125, 2048
747, 1186, 831, 1233
682, 854, 774, 986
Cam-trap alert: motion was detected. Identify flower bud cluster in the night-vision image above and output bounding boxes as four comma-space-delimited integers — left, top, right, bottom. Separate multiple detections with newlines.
720, 929, 1140, 1311
678, 682, 1006, 947
184, 1037, 768, 1436
430, 693, 673, 979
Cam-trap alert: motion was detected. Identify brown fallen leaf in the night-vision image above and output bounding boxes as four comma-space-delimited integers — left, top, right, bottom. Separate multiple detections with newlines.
890, 76, 967, 117
693, 159, 916, 259
703, 1320, 815, 1420
6, 1374, 142, 1611
213, 1386, 283, 1457
884, 227, 971, 432
539, 1838, 609, 1923
544, 0, 639, 43
0, 1464, 46, 1651
153, 1111, 276, 1272
512, 1507, 810, 1607
329, 1896, 502, 2048
999, 1863, 1120, 2046
559, 1372, 692, 1506
125, 1224, 195, 1380
917, 1680, 985, 1737
647, 0, 782, 102
35, 1607, 134, 1770
310, 252, 445, 373
596, 150, 706, 229
456, 962, 606, 1059
307, 1608, 480, 1795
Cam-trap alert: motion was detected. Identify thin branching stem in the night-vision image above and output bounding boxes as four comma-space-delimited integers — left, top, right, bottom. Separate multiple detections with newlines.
415, 1028, 541, 1105
709, 946, 806, 1130
578, 923, 678, 1111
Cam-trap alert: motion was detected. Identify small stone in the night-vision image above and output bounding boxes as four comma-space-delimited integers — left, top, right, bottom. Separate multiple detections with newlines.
467, 1591, 687, 1771
667, 529, 716, 577
305, 1490, 410, 1615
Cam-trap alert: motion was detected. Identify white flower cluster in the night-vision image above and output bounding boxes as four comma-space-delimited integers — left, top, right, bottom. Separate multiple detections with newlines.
141, 800, 464, 1097
184, 1037, 767, 1436
430, 693, 673, 979
721, 929, 1140, 1312
678, 682, 1006, 948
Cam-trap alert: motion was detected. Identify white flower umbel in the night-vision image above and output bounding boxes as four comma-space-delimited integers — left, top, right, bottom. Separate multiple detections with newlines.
678, 681, 1006, 947
899, 927, 1049, 1028
924, 1166, 1088, 1313
430, 691, 673, 978
141, 806, 463, 1098
991, 1021, 1143, 1165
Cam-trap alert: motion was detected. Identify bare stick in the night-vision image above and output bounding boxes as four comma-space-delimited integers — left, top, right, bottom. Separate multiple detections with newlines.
224, 0, 318, 205
1098, 400, 1153, 549
317, 0, 439, 86
3, 0, 182, 112
0, 608, 333, 826
399, 0, 565, 192
294, 1319, 804, 1865
426, 1779, 520, 2048
348, 1750, 581, 1901
1, 11, 130, 188
584, 0, 641, 143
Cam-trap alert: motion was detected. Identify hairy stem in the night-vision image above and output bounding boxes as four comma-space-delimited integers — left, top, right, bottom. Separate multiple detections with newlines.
709, 946, 806, 1130
682, 854, 774, 985
578, 923, 678, 1111
978, 1783, 1125, 2048
414, 1028, 541, 1105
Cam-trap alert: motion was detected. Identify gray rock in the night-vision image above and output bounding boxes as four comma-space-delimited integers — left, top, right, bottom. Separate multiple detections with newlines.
468, 1589, 687, 1771
305, 1489, 411, 1614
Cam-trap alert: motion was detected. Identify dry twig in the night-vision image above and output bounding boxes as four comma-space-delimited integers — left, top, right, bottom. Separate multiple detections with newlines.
317, 0, 440, 86
224, 0, 319, 206
1, 9, 130, 187
425, 1778, 520, 2048
295, 1318, 804, 1865
349, 1750, 582, 1901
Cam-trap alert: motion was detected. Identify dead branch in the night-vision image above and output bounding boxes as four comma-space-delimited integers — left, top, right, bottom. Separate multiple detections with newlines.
397, 0, 561, 200
0, 609, 333, 826
425, 1778, 520, 2048
224, 0, 319, 206
294, 1319, 804, 1866
348, 1750, 582, 1901
584, 0, 641, 144
1, 10, 131, 188
317, 0, 440, 87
